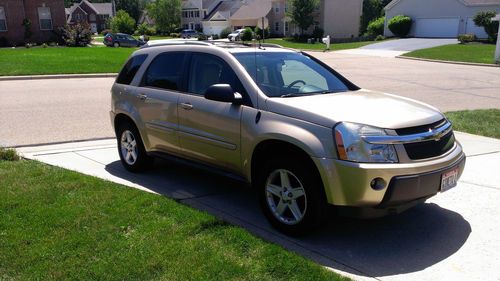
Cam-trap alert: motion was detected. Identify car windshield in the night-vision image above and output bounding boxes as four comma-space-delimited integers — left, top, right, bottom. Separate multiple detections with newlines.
126, 35, 135, 40
233, 52, 349, 97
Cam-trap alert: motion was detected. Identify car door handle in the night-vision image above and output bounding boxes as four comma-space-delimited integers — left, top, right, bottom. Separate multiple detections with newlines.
138, 94, 148, 101
180, 102, 193, 110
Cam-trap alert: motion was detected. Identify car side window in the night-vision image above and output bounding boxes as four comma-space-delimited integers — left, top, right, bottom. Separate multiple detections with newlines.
116, 54, 148, 85
188, 53, 249, 104
142, 52, 187, 91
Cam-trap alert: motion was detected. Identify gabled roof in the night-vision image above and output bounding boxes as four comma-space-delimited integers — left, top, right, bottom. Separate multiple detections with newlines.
231, 0, 272, 20
92, 3, 113, 15
385, 0, 500, 10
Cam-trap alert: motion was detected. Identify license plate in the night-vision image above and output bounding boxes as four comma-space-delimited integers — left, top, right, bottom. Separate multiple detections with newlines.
441, 168, 459, 192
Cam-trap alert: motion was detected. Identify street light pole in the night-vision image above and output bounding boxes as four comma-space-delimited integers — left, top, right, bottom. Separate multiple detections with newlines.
494, 14, 500, 64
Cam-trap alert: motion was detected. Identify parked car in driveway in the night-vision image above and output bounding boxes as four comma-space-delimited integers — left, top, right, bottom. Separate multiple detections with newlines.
227, 29, 246, 41
180, 29, 200, 39
110, 41, 466, 235
104, 33, 145, 47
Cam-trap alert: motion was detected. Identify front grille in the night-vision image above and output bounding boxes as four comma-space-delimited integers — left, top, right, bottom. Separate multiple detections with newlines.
396, 119, 455, 160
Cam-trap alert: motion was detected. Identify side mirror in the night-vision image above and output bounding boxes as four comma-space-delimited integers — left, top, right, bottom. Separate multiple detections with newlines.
204, 84, 242, 104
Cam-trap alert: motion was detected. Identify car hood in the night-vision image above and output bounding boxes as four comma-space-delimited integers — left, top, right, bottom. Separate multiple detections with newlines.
264, 89, 444, 129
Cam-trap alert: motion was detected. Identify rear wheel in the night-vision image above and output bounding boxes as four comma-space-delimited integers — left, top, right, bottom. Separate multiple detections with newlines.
116, 122, 153, 172
257, 155, 327, 235
113, 42, 120, 48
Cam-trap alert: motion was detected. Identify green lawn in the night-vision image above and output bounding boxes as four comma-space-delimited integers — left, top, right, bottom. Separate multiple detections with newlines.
446, 109, 500, 139
0, 160, 347, 281
403, 43, 497, 65
0, 47, 135, 76
92, 35, 173, 44
265, 38, 376, 51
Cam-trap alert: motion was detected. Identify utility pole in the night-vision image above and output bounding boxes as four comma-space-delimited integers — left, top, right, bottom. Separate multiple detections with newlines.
494, 14, 500, 64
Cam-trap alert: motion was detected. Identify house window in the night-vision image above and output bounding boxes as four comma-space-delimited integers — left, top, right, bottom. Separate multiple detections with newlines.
285, 21, 289, 32
38, 7, 53, 30
275, 21, 280, 32
284, 3, 288, 12
275, 3, 280, 14
195, 10, 200, 18
0, 7, 7, 32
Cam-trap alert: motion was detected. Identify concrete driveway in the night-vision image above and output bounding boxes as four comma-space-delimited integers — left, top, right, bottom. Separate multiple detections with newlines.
335, 38, 459, 57
17, 132, 500, 281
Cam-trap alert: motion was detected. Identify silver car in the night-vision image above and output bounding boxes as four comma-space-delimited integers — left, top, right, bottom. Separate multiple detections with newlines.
110, 42, 466, 235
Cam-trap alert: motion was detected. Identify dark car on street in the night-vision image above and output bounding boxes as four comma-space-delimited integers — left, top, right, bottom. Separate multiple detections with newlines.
180, 29, 200, 39
104, 33, 145, 48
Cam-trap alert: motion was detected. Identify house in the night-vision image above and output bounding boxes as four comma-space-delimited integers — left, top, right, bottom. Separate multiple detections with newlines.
268, 0, 363, 38
66, 0, 116, 33
181, 0, 270, 35
384, 0, 500, 38
0, 0, 66, 45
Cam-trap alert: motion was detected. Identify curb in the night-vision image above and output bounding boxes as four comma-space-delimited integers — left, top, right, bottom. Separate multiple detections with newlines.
396, 55, 500, 67
0, 73, 118, 81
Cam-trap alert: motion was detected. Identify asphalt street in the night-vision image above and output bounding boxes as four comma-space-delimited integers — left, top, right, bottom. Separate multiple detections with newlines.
1, 53, 499, 147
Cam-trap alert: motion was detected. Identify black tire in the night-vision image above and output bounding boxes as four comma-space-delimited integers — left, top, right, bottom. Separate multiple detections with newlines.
113, 42, 120, 48
116, 121, 154, 172
257, 155, 327, 236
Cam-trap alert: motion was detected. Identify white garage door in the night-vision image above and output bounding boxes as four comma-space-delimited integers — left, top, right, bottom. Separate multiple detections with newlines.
465, 17, 488, 39
415, 18, 460, 38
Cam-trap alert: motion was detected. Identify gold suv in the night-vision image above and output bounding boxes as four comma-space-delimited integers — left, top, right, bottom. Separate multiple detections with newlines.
110, 41, 466, 235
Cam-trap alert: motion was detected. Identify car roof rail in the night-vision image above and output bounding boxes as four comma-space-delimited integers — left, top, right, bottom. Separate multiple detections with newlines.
141, 40, 213, 49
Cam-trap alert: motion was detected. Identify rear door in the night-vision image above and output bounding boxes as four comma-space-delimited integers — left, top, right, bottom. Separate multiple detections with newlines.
136, 52, 189, 153
177, 52, 247, 172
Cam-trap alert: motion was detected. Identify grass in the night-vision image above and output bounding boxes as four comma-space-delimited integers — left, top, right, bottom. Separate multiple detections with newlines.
0, 47, 135, 76
403, 43, 497, 64
446, 109, 500, 139
0, 160, 347, 281
265, 38, 376, 51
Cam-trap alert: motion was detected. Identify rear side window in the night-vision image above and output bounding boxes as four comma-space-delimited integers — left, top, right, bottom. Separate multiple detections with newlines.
116, 54, 148, 85
142, 52, 186, 91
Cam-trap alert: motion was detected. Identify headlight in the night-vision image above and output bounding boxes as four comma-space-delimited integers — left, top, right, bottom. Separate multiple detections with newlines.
334, 122, 398, 163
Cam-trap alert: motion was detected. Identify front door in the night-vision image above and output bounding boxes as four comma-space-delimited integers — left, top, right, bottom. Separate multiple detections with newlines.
177, 53, 246, 172
90, 23, 97, 33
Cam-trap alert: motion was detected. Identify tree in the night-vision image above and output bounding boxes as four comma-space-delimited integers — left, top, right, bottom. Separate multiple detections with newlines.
473, 10, 499, 41
110, 10, 136, 34
60, 23, 92, 46
359, 0, 392, 36
147, 0, 181, 34
115, 0, 142, 22
287, 0, 319, 35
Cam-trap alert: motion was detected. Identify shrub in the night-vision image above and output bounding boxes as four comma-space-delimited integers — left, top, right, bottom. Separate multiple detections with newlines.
136, 22, 149, 35
59, 23, 92, 47
388, 15, 412, 37
169, 32, 180, 38
254, 27, 270, 39
0, 147, 20, 161
312, 26, 324, 39
241, 27, 253, 41
473, 10, 499, 41
366, 16, 385, 36
212, 34, 219, 40
220, 27, 233, 39
42, 43, 48, 48
375, 35, 385, 41
110, 10, 136, 35
458, 33, 476, 44
197, 33, 208, 41
101, 29, 112, 36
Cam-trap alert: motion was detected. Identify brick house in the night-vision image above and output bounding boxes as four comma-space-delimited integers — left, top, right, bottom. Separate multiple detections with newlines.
0, 0, 66, 46
66, 0, 116, 33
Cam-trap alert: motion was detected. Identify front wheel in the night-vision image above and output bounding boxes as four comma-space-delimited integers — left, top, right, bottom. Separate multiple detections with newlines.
257, 156, 327, 235
116, 122, 153, 172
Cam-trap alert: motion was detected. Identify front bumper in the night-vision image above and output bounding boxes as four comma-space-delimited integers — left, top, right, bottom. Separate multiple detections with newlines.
313, 142, 466, 208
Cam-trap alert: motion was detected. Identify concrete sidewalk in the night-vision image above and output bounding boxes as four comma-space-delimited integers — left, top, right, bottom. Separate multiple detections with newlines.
17, 132, 500, 281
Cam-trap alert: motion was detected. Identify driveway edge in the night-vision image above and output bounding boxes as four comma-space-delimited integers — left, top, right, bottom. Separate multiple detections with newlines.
0, 73, 118, 81
397, 55, 500, 67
